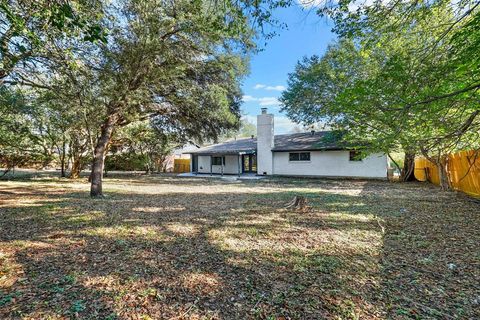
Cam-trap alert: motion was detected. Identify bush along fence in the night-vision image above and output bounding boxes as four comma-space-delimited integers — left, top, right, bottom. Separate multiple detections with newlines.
173, 159, 190, 173
415, 150, 480, 198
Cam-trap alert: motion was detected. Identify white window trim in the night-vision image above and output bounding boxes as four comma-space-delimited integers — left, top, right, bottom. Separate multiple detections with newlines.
288, 152, 311, 162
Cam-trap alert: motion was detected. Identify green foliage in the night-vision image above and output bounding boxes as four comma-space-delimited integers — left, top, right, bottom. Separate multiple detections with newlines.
1, 0, 293, 190
0, 0, 106, 81
0, 87, 46, 171
219, 117, 257, 141
104, 153, 149, 172
282, 1, 480, 182
0, 82, 100, 176
107, 121, 176, 173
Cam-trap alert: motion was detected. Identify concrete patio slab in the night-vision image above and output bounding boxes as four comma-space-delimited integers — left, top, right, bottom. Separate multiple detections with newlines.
177, 172, 266, 180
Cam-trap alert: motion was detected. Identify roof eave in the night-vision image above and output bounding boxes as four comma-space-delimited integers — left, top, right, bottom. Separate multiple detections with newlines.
186, 149, 256, 155
271, 147, 348, 152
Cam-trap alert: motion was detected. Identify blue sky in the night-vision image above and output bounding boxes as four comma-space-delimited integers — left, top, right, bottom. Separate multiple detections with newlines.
241, 4, 336, 134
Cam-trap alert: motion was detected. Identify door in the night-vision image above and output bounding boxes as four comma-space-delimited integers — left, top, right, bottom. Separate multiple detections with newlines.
242, 154, 257, 173
192, 155, 198, 172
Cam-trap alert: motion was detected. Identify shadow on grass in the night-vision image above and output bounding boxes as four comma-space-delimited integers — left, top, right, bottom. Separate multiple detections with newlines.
0, 176, 478, 319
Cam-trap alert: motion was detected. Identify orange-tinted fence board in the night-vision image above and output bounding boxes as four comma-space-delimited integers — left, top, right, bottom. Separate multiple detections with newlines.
414, 158, 440, 185
415, 150, 480, 198
173, 158, 190, 173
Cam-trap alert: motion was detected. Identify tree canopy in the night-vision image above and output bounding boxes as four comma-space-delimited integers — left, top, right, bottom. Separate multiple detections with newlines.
1, 0, 294, 196
0, 0, 107, 82
281, 0, 480, 187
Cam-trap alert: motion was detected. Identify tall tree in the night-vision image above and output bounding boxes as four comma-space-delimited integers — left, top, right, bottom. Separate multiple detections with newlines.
84, 0, 245, 196
281, 39, 419, 179
283, 0, 480, 188
4, 0, 291, 195
85, 0, 294, 197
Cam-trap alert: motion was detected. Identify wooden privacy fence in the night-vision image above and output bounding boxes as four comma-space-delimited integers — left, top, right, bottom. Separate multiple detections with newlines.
415, 150, 480, 198
173, 158, 190, 173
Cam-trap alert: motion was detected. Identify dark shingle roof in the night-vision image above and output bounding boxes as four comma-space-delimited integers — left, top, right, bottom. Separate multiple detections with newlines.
188, 137, 257, 155
272, 131, 346, 151
187, 131, 346, 155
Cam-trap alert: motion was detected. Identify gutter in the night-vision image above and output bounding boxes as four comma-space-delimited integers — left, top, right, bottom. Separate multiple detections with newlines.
271, 148, 348, 152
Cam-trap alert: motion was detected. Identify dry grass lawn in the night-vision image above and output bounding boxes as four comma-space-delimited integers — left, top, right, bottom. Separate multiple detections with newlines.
0, 173, 479, 319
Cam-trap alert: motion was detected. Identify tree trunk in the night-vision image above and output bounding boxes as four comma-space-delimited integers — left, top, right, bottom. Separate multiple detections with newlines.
70, 158, 82, 179
41, 152, 51, 169
400, 152, 416, 182
90, 112, 119, 197
438, 155, 452, 191
145, 155, 153, 174
60, 157, 66, 177
60, 139, 67, 178
69, 134, 86, 179
285, 195, 309, 212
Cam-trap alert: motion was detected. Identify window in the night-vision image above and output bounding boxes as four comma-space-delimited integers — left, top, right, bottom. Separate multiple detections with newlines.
349, 150, 363, 161
211, 156, 225, 165
289, 152, 311, 161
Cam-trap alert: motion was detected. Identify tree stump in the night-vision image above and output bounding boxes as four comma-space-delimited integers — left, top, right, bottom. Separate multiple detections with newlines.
284, 195, 309, 212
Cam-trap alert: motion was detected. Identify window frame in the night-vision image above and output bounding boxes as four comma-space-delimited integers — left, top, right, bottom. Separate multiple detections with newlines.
211, 156, 225, 166
289, 152, 311, 162
349, 150, 363, 162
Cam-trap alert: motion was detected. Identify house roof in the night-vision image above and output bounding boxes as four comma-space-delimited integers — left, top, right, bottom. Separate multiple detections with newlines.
187, 131, 347, 155
272, 131, 346, 152
172, 143, 200, 156
188, 137, 257, 155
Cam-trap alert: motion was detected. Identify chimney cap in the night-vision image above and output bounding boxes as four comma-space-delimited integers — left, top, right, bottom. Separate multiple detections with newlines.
261, 107, 268, 114
310, 130, 315, 135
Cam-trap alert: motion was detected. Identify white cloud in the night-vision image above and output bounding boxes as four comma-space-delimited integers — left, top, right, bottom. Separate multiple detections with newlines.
253, 84, 286, 91
268, 85, 286, 91
242, 95, 281, 107
258, 97, 280, 106
242, 95, 257, 102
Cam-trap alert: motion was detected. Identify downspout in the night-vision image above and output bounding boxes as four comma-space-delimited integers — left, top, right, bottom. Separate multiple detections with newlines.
221, 156, 224, 176
210, 155, 213, 176
238, 154, 241, 177
271, 150, 274, 176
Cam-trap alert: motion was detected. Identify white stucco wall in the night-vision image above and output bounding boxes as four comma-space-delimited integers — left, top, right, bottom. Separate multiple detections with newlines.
273, 151, 388, 178
196, 155, 240, 174
257, 112, 274, 175
212, 155, 240, 174
197, 155, 210, 173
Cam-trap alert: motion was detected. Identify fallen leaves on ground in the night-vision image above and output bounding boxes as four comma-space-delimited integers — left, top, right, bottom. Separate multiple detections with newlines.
0, 174, 478, 319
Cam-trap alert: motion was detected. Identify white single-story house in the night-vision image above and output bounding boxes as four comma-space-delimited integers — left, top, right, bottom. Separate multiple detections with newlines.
185, 108, 388, 179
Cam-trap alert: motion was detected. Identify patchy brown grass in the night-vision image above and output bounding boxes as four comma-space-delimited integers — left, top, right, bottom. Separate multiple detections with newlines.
0, 174, 478, 319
